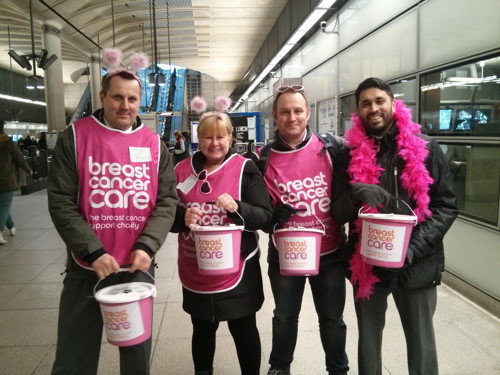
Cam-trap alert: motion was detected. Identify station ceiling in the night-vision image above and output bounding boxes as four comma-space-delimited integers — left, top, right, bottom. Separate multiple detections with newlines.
0, 0, 289, 92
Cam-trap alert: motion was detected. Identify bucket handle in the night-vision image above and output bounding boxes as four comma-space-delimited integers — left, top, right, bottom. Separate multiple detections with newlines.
93, 268, 155, 297
359, 199, 418, 226
272, 212, 326, 248
197, 201, 247, 230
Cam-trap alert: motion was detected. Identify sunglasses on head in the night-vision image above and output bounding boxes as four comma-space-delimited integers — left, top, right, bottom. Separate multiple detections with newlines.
197, 170, 212, 195
276, 85, 305, 93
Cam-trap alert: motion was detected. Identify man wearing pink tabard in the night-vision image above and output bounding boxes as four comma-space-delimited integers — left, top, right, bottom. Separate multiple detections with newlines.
258, 85, 349, 375
48, 69, 178, 375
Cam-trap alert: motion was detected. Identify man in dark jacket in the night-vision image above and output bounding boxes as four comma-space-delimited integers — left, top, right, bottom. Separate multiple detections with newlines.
332, 77, 457, 375
0, 119, 33, 244
259, 85, 349, 375
48, 69, 178, 374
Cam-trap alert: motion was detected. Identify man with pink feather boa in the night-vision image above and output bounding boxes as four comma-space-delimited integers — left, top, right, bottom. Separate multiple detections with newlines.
332, 77, 457, 375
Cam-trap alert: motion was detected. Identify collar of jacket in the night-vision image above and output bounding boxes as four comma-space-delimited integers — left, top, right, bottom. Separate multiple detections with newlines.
273, 125, 311, 151
92, 108, 142, 130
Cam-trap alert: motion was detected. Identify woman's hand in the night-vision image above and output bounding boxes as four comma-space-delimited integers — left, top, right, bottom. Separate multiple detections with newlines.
184, 206, 202, 227
214, 193, 239, 213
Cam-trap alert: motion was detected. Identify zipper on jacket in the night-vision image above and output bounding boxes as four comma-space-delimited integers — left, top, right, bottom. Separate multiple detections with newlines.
394, 167, 400, 209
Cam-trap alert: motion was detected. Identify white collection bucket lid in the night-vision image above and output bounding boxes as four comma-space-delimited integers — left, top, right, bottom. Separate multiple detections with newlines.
359, 212, 417, 223
191, 224, 244, 232
274, 227, 324, 235
95, 282, 156, 304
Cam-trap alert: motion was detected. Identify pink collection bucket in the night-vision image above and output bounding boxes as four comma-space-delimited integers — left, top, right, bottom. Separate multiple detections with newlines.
191, 224, 244, 275
94, 275, 156, 347
273, 227, 324, 276
359, 208, 417, 268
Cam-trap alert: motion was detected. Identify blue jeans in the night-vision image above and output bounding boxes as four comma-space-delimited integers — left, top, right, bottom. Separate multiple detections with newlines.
268, 259, 349, 374
0, 191, 15, 231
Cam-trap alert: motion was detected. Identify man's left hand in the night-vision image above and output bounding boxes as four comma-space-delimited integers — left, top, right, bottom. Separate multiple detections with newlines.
129, 249, 152, 272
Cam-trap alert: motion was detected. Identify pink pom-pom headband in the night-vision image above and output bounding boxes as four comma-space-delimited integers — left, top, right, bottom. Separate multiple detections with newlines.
101, 48, 149, 72
101, 48, 150, 87
189, 95, 232, 114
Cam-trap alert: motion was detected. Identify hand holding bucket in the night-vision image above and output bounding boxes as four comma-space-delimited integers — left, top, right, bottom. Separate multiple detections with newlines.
358, 201, 418, 268
272, 209, 325, 277
189, 200, 245, 276
94, 269, 156, 347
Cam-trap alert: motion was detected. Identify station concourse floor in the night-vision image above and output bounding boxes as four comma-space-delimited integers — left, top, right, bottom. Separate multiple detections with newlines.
0, 189, 499, 375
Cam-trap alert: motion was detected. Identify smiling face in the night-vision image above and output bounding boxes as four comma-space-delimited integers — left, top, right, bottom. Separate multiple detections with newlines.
100, 75, 141, 131
273, 92, 311, 146
357, 87, 396, 137
198, 114, 232, 167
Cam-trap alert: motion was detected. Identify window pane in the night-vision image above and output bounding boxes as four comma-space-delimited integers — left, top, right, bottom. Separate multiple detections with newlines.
420, 55, 500, 136
441, 143, 500, 227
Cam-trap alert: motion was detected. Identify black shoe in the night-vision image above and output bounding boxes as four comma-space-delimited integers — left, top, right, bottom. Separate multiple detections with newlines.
267, 369, 291, 375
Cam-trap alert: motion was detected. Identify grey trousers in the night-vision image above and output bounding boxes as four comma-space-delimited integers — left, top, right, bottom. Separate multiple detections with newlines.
354, 285, 438, 375
51, 268, 153, 375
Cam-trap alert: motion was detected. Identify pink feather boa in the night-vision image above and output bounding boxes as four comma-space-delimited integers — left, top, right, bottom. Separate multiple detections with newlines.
346, 99, 433, 300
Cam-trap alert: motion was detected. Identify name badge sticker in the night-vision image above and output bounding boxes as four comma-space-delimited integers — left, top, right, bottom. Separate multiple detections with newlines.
177, 174, 197, 195
129, 147, 152, 162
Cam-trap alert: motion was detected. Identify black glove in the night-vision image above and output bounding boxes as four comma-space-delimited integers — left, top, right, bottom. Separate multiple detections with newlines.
272, 203, 298, 227
350, 183, 391, 208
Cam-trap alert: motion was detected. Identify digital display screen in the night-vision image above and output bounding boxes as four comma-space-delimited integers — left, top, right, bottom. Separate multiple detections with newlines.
439, 109, 453, 130
454, 109, 473, 131
472, 109, 490, 125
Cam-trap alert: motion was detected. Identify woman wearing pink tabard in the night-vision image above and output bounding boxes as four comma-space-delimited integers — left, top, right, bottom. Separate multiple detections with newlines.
170, 97, 273, 375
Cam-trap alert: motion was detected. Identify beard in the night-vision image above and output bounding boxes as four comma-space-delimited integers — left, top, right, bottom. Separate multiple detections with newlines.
361, 111, 394, 137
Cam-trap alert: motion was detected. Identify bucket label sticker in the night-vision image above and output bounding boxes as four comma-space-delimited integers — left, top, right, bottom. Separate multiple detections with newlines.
278, 237, 316, 270
195, 233, 234, 270
360, 223, 407, 262
101, 301, 144, 342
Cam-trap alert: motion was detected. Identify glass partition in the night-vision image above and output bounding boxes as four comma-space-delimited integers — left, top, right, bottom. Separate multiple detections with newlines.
420, 55, 500, 137
439, 142, 500, 228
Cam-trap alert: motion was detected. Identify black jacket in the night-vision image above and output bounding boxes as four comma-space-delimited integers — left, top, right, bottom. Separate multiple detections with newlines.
170, 148, 273, 321
258, 126, 348, 265
332, 124, 458, 289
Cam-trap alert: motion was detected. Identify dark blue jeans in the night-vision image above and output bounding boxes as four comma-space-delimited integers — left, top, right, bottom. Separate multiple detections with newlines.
268, 259, 349, 374
0, 191, 15, 231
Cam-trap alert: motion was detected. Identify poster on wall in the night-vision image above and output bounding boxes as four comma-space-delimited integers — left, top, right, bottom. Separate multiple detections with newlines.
141, 112, 158, 133
190, 121, 199, 143
309, 103, 317, 132
46, 132, 58, 150
318, 98, 336, 134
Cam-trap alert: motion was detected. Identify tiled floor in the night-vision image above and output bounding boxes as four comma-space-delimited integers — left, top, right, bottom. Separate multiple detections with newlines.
0, 189, 499, 374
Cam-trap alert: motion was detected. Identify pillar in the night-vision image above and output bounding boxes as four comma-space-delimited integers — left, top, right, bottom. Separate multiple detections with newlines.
42, 21, 66, 131
90, 55, 102, 112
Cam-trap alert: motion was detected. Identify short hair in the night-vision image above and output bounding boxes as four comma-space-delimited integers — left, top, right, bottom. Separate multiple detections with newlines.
101, 70, 141, 96
355, 77, 394, 107
272, 88, 309, 113
197, 112, 233, 139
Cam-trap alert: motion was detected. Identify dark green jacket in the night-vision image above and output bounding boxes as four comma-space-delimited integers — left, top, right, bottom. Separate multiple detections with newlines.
0, 133, 32, 192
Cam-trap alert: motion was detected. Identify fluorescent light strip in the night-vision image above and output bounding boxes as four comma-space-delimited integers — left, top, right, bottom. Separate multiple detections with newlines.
0, 93, 46, 106
231, 1, 337, 112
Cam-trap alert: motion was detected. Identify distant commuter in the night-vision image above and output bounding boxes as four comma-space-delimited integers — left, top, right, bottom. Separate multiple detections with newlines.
182, 130, 192, 154
258, 85, 349, 375
47, 55, 178, 374
331, 77, 458, 375
170, 97, 272, 375
0, 119, 33, 245
173, 129, 190, 165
